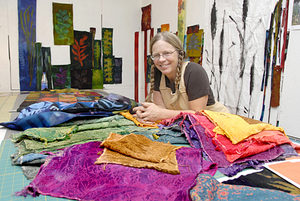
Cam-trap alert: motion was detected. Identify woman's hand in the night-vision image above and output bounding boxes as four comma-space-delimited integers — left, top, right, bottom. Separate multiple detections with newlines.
132, 102, 163, 124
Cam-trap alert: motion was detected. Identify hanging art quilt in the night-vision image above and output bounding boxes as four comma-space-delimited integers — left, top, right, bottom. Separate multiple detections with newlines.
203, 0, 286, 121
18, 0, 37, 91
52, 3, 74, 45
42, 47, 52, 89
103, 56, 115, 84
70, 30, 93, 69
161, 24, 170, 32
35, 42, 42, 91
114, 58, 122, 84
141, 4, 151, 31
177, 0, 186, 43
51, 64, 71, 89
71, 68, 93, 89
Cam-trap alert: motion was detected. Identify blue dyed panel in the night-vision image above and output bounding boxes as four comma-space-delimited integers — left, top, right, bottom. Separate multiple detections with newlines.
18, 0, 37, 91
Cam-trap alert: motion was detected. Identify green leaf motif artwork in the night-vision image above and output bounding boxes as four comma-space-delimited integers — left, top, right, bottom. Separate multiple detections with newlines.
103, 56, 114, 84
102, 28, 113, 57
53, 3, 74, 45
94, 40, 101, 69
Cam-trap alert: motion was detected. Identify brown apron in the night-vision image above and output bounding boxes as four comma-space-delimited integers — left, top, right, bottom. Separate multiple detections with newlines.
159, 61, 229, 113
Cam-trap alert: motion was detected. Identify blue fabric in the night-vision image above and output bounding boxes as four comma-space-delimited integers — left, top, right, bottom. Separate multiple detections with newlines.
15, 153, 47, 165
0, 94, 138, 130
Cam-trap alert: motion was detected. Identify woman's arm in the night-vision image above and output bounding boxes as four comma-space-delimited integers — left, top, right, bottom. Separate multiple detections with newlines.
133, 90, 208, 123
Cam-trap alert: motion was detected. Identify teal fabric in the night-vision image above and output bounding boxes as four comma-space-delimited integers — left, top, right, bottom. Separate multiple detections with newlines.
190, 174, 300, 200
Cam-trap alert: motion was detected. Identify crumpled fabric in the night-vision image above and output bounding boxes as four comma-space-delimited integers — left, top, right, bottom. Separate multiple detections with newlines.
95, 133, 182, 174
201, 110, 285, 144
16, 141, 217, 201
1, 93, 139, 130
11, 153, 47, 166
160, 112, 295, 176
15, 116, 150, 156
11, 125, 78, 145
190, 113, 295, 163
120, 111, 159, 128
190, 174, 300, 201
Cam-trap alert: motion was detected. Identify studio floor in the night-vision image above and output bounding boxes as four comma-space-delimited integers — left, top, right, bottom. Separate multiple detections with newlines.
0, 92, 19, 146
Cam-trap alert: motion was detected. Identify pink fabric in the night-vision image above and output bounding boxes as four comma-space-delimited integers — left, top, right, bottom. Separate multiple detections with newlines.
161, 112, 295, 163
16, 141, 217, 201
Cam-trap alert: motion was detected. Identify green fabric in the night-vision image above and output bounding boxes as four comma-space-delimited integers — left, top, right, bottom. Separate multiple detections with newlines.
57, 114, 125, 126
77, 118, 135, 132
11, 125, 78, 145
17, 126, 150, 155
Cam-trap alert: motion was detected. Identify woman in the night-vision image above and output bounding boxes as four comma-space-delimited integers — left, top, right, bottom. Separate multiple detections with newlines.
133, 31, 228, 124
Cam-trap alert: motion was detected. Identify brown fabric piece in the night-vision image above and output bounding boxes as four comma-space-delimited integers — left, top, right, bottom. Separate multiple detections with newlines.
95, 133, 181, 174
238, 115, 266, 125
271, 65, 282, 107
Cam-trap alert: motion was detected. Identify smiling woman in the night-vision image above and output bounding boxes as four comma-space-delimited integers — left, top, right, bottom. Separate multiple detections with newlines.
132, 31, 228, 124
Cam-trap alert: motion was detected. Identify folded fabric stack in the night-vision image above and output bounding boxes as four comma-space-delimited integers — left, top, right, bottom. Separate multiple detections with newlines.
160, 111, 300, 176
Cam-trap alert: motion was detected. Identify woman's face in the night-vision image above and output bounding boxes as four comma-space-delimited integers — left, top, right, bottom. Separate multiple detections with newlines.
152, 40, 178, 82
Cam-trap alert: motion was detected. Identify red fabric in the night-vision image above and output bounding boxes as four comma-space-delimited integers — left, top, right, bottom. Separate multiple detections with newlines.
134, 32, 139, 102
144, 31, 148, 98
161, 112, 300, 163
192, 114, 296, 163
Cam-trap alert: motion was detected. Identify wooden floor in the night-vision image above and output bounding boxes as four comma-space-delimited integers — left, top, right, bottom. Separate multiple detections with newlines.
0, 92, 19, 145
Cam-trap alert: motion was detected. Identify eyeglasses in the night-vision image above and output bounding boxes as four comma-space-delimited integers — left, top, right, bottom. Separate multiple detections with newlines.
151, 50, 177, 61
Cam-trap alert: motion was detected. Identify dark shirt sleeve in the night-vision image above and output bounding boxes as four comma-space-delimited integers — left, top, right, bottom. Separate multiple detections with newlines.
184, 62, 215, 105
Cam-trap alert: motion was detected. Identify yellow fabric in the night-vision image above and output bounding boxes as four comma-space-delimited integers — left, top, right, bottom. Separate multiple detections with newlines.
95, 133, 181, 174
120, 111, 159, 128
201, 110, 285, 144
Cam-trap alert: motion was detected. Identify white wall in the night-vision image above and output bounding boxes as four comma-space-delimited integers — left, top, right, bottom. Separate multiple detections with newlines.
279, 29, 300, 137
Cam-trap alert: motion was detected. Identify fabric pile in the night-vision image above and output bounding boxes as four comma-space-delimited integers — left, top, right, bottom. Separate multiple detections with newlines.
16, 137, 217, 200
160, 111, 300, 177
1, 91, 300, 200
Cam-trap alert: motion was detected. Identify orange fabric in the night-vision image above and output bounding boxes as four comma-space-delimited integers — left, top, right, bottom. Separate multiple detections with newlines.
95, 133, 181, 174
120, 111, 159, 128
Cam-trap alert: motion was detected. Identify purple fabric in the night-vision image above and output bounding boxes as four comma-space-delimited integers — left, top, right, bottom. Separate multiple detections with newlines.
183, 114, 285, 176
16, 141, 217, 201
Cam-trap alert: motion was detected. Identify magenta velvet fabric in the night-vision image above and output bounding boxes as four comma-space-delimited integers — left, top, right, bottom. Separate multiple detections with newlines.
16, 141, 217, 201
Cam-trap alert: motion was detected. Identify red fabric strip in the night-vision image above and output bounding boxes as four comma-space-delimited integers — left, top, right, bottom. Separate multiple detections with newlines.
134, 32, 139, 102
144, 31, 148, 98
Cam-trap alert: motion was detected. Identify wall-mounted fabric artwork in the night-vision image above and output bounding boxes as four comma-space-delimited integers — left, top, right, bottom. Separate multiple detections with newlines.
53, 3, 74, 45
291, 0, 300, 29
146, 55, 152, 83
90, 27, 96, 68
186, 25, 203, 57
102, 28, 113, 57
161, 24, 170, 32
71, 68, 92, 89
42, 47, 52, 89
203, 0, 288, 122
141, 4, 151, 31
52, 64, 71, 89
18, 0, 37, 91
114, 58, 122, 84
134, 32, 139, 102
103, 56, 115, 84
92, 69, 103, 89
35, 42, 42, 91
178, 0, 186, 43
94, 40, 102, 69
70, 30, 93, 69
